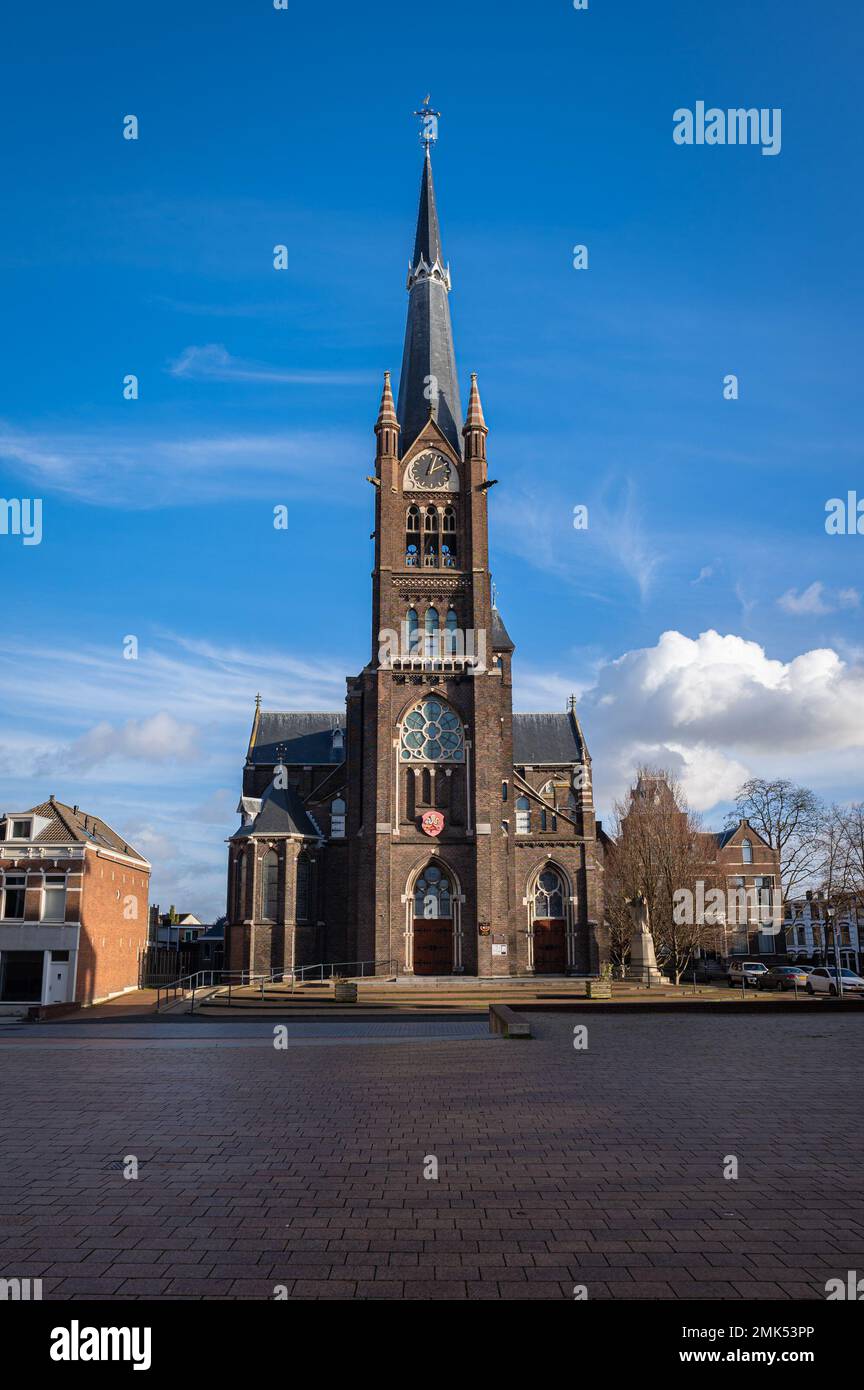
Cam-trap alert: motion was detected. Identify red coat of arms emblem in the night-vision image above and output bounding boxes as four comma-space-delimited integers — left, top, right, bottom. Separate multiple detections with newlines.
420, 811, 445, 837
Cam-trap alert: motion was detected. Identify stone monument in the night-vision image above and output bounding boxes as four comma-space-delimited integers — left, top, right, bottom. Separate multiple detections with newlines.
625, 894, 665, 985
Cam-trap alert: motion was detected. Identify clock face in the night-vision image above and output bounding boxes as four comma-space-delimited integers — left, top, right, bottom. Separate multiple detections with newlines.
405, 450, 457, 491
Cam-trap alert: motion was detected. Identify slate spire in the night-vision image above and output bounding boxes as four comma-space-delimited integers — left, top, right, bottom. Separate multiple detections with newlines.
396, 146, 463, 456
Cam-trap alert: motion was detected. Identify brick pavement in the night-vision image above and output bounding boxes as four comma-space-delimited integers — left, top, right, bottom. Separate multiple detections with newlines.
0, 1012, 862, 1300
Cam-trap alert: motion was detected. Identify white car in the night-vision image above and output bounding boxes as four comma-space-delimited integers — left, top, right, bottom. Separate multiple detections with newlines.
805, 967, 864, 997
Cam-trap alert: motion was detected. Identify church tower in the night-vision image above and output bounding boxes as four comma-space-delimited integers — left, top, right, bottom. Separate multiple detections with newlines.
227, 106, 606, 981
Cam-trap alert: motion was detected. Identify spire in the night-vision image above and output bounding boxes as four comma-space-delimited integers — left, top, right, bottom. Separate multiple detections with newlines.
375, 371, 398, 431
397, 125, 463, 456
464, 373, 487, 432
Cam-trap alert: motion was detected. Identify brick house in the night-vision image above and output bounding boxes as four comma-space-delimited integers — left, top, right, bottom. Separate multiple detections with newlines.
0, 798, 150, 1013
225, 138, 606, 979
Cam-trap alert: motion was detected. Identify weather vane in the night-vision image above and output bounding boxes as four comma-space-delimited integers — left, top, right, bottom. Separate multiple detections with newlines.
413, 95, 440, 151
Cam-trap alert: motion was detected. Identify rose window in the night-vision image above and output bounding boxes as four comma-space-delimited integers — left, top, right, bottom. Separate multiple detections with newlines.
400, 698, 465, 762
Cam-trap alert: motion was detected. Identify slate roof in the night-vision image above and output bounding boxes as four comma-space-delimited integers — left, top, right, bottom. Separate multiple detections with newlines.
491, 607, 515, 652
396, 150, 463, 455
512, 713, 583, 765
1, 798, 149, 862
233, 780, 320, 841
251, 712, 345, 766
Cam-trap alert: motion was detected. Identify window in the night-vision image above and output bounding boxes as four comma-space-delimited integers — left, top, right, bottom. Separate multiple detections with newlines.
533, 868, 565, 919
42, 874, 67, 923
443, 606, 459, 654
516, 797, 530, 834
405, 608, 420, 655
235, 852, 248, 920
413, 864, 452, 919
741, 837, 753, 864
405, 505, 420, 567
330, 798, 346, 838
502, 780, 508, 803
262, 850, 279, 921
0, 951, 44, 1002
424, 606, 439, 658
296, 856, 310, 922
399, 697, 465, 763
2, 873, 26, 920
10, 819, 31, 840
423, 507, 439, 567
442, 506, 457, 567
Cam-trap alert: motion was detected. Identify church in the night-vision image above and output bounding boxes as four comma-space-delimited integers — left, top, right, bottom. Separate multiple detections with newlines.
225, 117, 608, 979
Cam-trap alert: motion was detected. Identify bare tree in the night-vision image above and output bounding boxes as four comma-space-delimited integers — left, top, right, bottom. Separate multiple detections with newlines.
728, 779, 824, 898
608, 766, 722, 985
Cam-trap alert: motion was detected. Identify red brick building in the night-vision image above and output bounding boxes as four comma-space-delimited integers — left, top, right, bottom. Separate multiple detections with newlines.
225, 136, 606, 979
0, 798, 150, 1013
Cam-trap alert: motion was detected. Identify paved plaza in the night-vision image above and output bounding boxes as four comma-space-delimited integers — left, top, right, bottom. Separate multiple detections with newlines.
1, 1012, 862, 1300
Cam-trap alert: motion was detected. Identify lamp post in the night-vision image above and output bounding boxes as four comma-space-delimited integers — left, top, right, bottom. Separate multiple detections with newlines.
825, 902, 844, 999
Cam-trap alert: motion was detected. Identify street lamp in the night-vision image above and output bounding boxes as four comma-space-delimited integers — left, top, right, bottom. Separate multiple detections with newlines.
825, 902, 844, 999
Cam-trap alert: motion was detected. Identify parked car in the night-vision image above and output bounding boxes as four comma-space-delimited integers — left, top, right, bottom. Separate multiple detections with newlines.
758, 965, 812, 991
727, 960, 769, 988
806, 967, 864, 997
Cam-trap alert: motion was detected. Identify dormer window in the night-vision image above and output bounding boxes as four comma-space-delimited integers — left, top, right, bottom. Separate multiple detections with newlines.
332, 728, 344, 755
10, 819, 31, 840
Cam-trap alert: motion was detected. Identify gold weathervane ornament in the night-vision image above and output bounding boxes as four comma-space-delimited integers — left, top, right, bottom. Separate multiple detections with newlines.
413, 96, 440, 150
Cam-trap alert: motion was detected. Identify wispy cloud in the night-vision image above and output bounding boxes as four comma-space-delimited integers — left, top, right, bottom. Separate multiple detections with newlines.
0, 420, 365, 508
168, 343, 376, 386
777, 581, 860, 616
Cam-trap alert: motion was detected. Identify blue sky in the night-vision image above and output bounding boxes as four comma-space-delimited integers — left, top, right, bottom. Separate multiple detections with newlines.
1, 0, 862, 918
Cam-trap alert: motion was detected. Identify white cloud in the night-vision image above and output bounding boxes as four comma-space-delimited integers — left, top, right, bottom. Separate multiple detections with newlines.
777, 581, 860, 616
59, 714, 201, 769
169, 343, 375, 386
520, 628, 864, 818
0, 420, 365, 508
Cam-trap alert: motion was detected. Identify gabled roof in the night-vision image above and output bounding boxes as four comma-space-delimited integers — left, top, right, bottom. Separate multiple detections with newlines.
250, 712, 345, 766
513, 713, 583, 765
1, 798, 149, 862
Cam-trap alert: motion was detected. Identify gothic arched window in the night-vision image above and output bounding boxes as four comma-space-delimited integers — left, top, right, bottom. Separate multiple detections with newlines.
262, 849, 279, 921
442, 506, 457, 567
742, 837, 753, 864
330, 798, 346, 838
235, 851, 248, 920
423, 507, 439, 567
405, 505, 420, 567
533, 868, 565, 919
516, 796, 531, 834
413, 863, 452, 919
400, 696, 465, 763
539, 780, 558, 831
444, 606, 459, 654
296, 855, 310, 922
424, 606, 439, 658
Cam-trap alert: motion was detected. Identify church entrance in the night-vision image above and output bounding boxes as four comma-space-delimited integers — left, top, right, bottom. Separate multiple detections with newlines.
411, 863, 454, 976
533, 919, 566, 974
531, 867, 569, 975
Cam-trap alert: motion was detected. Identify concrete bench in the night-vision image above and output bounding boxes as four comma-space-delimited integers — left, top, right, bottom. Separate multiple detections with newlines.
488, 1003, 532, 1039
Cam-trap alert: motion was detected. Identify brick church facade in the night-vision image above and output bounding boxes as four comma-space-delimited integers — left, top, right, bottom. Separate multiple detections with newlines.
225, 137, 607, 978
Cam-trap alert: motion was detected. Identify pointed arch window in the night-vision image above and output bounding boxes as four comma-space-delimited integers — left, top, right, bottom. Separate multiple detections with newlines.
405, 505, 420, 567
400, 696, 465, 763
516, 796, 531, 834
533, 867, 565, 919
296, 855, 310, 922
443, 606, 459, 655
423, 507, 439, 567
424, 606, 439, 658
414, 864, 452, 919
442, 505, 457, 567
235, 851, 248, 920
262, 849, 279, 921
540, 780, 558, 831
330, 798, 346, 838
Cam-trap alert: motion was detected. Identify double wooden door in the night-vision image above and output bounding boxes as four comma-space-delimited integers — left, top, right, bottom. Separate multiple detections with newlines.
413, 919, 453, 975
533, 919, 567, 974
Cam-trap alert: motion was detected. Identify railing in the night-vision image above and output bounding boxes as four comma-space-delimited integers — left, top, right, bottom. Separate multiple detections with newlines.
155, 960, 397, 1012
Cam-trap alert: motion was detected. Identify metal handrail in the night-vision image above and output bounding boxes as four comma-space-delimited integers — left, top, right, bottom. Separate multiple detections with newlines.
155, 959, 398, 1012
